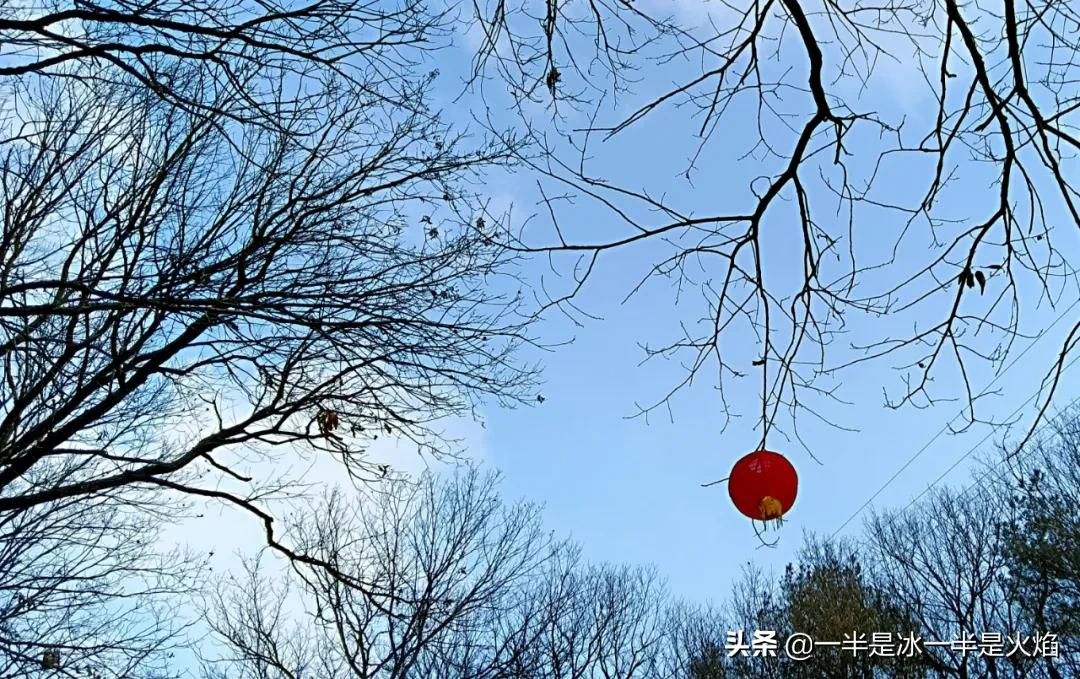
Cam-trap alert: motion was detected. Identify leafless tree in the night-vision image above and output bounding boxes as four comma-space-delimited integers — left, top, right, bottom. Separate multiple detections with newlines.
205, 467, 551, 677
867, 487, 1036, 678
467, 0, 1080, 450
205, 466, 669, 679
998, 408, 1080, 678
0, 0, 553, 674
203, 416, 1080, 679
0, 489, 202, 678
655, 603, 733, 679
0, 0, 539, 591
0, 0, 449, 134
1, 0, 552, 668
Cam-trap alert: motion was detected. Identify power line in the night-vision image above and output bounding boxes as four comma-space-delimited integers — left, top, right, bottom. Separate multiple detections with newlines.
829, 297, 1080, 540
825, 385, 1080, 557
902, 370, 1080, 513
825, 363, 1079, 554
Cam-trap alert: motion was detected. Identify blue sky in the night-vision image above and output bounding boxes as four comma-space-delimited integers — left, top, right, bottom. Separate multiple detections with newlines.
4, 3, 1078, 676
419, 0, 1080, 604
156, 0, 1080, 625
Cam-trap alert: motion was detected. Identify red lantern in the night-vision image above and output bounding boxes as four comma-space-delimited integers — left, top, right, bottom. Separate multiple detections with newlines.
728, 450, 798, 523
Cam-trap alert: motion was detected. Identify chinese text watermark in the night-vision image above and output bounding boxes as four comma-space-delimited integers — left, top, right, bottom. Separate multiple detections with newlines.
725, 630, 1059, 661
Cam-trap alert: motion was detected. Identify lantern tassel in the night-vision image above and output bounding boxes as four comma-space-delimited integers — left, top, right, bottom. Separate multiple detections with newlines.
758, 495, 784, 524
